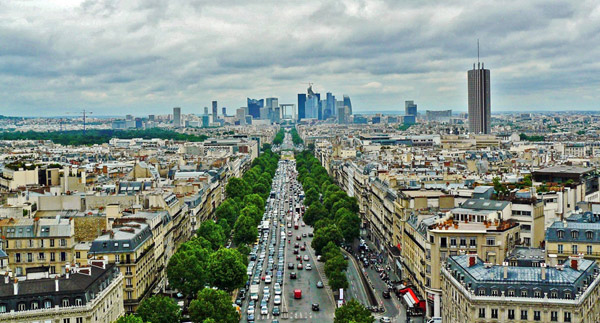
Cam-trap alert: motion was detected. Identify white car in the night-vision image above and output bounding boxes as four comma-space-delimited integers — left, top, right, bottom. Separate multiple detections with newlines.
274, 295, 281, 305
303, 255, 309, 261
261, 306, 269, 315
265, 275, 272, 284
274, 283, 282, 295
305, 264, 312, 270
247, 305, 255, 315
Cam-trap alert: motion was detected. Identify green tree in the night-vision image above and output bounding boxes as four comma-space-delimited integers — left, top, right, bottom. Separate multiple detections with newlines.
233, 215, 259, 245
328, 269, 349, 290
137, 295, 181, 323
303, 202, 328, 226
196, 220, 226, 251
225, 177, 251, 200
217, 218, 231, 237
325, 255, 348, 276
312, 224, 343, 255
334, 299, 374, 323
214, 200, 240, 228
314, 218, 335, 232
492, 177, 507, 194
243, 194, 265, 213
241, 204, 261, 225
336, 211, 361, 244
208, 248, 247, 292
167, 241, 211, 298
304, 187, 319, 206
189, 288, 240, 323
322, 241, 342, 262
115, 314, 144, 323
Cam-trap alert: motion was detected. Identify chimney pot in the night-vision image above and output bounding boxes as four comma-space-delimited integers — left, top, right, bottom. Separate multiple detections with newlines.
55, 277, 59, 292
13, 278, 18, 295
503, 262, 509, 279
541, 263, 547, 280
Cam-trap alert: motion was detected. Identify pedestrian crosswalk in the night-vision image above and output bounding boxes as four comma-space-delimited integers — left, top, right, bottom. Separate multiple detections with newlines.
259, 311, 316, 320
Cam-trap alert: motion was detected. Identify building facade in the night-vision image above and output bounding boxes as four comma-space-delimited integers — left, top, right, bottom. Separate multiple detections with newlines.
468, 63, 491, 134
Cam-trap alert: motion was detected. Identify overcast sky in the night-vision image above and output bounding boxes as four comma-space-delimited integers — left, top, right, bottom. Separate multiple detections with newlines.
1, 0, 599, 116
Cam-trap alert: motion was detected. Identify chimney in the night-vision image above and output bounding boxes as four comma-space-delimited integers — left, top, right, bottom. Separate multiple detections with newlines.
13, 278, 18, 295
468, 254, 477, 267
503, 262, 509, 279
570, 256, 580, 271
55, 277, 60, 292
4, 274, 8, 284
66, 263, 70, 279
541, 263, 547, 280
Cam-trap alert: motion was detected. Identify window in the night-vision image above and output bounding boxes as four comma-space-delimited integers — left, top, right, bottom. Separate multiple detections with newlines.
60, 252, 66, 262
27, 253, 32, 262
551, 290, 558, 298
50, 239, 55, 247
491, 289, 499, 296
441, 237, 447, 248
40, 239, 44, 247
508, 309, 515, 319
557, 230, 564, 238
44, 300, 52, 309
478, 308, 485, 318
521, 310, 528, 320
491, 309, 498, 319
558, 244, 563, 253
565, 292, 572, 299
60, 238, 67, 246
50, 253, 55, 261
63, 319, 70, 323
127, 291, 132, 300
507, 289, 515, 297
587, 231, 594, 240
551, 311, 558, 321
478, 288, 486, 296
28, 239, 33, 247
450, 238, 457, 246
534, 310, 541, 321
76, 318, 83, 323
17, 302, 26, 311
39, 252, 45, 260
76, 252, 80, 259
572, 245, 578, 254
572, 231, 579, 239
588, 245, 593, 255
521, 290, 528, 297
470, 238, 476, 247
564, 312, 572, 322
31, 301, 38, 310
486, 237, 495, 246
75, 298, 83, 306
15, 253, 21, 263
460, 238, 466, 246
62, 298, 69, 307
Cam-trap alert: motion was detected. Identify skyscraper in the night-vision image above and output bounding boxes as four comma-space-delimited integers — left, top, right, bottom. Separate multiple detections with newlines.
266, 97, 278, 110
212, 101, 218, 120
173, 107, 181, 127
468, 62, 491, 134
222, 107, 227, 116
343, 95, 352, 115
247, 98, 264, 119
325, 92, 334, 119
297, 94, 306, 121
204, 107, 209, 115
405, 101, 417, 117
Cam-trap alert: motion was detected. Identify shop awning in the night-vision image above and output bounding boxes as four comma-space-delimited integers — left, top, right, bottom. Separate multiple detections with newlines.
402, 288, 419, 308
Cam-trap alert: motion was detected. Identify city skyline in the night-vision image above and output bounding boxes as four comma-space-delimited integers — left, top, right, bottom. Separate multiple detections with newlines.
1, 1, 599, 116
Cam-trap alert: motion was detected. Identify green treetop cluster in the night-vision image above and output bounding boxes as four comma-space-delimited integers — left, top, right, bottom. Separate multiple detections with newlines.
290, 127, 303, 145
272, 128, 285, 145
0, 128, 208, 146
295, 150, 361, 291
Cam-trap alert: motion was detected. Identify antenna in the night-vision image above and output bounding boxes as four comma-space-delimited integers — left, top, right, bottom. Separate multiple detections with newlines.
477, 39, 480, 64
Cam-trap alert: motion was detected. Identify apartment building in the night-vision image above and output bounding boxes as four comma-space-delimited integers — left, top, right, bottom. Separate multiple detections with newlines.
442, 254, 600, 322
546, 213, 600, 263
0, 217, 75, 276
0, 258, 124, 323
89, 222, 156, 313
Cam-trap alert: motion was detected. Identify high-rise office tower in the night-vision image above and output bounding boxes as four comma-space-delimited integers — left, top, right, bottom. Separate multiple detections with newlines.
405, 101, 417, 116
247, 98, 264, 119
173, 107, 181, 127
266, 97, 278, 110
468, 62, 491, 134
204, 107, 209, 115
148, 115, 155, 121
343, 95, 352, 115
222, 107, 227, 116
297, 94, 306, 121
212, 101, 218, 119
325, 92, 334, 119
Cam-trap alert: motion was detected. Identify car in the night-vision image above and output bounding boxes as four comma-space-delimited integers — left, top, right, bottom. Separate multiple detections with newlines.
296, 236, 301, 241
296, 255, 301, 260
317, 255, 323, 262
297, 263, 303, 270
290, 272, 297, 279
380, 317, 392, 323
382, 290, 391, 299
312, 303, 320, 311
316, 281, 324, 288
235, 298, 242, 306
302, 233, 307, 237
303, 255, 309, 261
300, 245, 306, 251
308, 232, 313, 237
343, 255, 349, 260
248, 313, 255, 322
301, 223, 305, 227
261, 299, 267, 308
288, 262, 294, 269
265, 275, 272, 284
294, 243, 299, 248
305, 264, 312, 270
261, 306, 269, 315
247, 305, 255, 315
274, 295, 281, 305
293, 249, 299, 255
261, 275, 266, 281
273, 306, 280, 316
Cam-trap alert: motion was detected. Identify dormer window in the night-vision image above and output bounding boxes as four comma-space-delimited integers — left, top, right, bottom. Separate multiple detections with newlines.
586, 231, 593, 240
557, 230, 565, 239
572, 230, 579, 239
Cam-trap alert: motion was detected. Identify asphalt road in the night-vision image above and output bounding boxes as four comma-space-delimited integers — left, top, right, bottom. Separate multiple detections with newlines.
240, 133, 335, 322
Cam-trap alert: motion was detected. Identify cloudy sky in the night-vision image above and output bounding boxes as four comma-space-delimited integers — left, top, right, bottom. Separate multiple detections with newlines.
1, 0, 599, 116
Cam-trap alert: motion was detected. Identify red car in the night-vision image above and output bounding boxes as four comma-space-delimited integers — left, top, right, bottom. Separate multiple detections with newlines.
300, 245, 306, 251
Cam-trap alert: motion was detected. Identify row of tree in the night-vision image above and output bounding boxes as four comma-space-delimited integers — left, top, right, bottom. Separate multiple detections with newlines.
0, 128, 209, 146
117, 149, 280, 323
295, 150, 361, 291
272, 128, 285, 145
290, 127, 302, 145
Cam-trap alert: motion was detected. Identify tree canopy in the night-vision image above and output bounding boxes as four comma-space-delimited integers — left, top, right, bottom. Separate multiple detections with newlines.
196, 220, 226, 251
208, 248, 247, 292
189, 288, 241, 323
137, 295, 181, 323
334, 299, 374, 323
